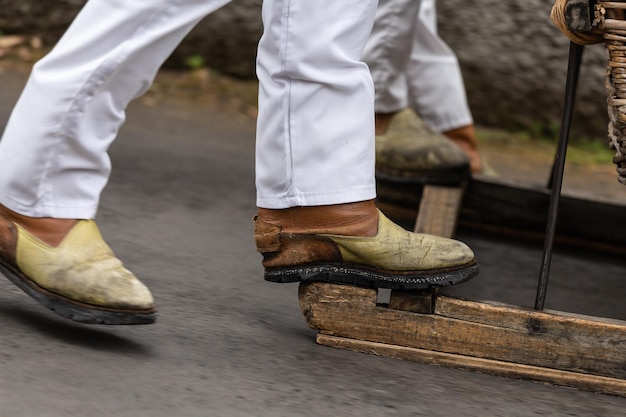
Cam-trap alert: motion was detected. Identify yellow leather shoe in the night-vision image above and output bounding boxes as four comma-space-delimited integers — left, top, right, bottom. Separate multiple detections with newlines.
376, 109, 471, 184
255, 210, 478, 290
0, 217, 156, 324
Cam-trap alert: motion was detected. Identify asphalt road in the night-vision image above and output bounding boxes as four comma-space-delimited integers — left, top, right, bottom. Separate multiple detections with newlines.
1, 67, 626, 417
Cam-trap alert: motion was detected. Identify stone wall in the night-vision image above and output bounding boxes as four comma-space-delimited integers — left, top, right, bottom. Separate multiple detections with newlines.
0, 0, 611, 138
438, 0, 608, 138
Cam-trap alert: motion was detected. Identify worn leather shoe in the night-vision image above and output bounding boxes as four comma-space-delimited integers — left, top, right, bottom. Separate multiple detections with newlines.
0, 214, 156, 325
376, 109, 470, 184
255, 205, 478, 290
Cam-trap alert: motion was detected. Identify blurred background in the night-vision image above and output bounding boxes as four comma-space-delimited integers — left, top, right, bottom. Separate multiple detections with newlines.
0, 0, 611, 138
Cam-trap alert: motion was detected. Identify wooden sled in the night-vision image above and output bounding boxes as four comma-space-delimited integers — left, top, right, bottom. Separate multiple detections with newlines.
299, 0, 626, 396
377, 175, 626, 255
298, 184, 626, 396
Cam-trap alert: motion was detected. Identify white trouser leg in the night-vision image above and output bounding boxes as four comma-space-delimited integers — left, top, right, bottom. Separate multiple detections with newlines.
362, 0, 421, 113
406, 0, 473, 131
255, 0, 378, 209
0, 0, 230, 219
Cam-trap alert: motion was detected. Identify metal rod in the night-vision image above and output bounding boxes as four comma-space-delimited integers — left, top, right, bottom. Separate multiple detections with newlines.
535, 42, 584, 311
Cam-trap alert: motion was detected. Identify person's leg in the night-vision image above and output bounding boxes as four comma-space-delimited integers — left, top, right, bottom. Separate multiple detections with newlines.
406, 0, 482, 172
363, 0, 469, 181
254, 0, 478, 289
256, 0, 378, 209
0, 0, 230, 218
0, 0, 231, 324
362, 0, 420, 115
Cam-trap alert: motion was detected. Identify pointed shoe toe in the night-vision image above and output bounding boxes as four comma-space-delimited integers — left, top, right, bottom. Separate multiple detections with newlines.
0, 217, 156, 325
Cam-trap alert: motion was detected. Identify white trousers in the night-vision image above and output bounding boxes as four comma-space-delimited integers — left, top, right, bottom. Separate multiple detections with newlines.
0, 0, 377, 218
363, 0, 473, 132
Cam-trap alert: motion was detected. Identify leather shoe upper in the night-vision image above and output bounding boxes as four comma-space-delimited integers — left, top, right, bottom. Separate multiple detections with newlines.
376, 109, 470, 173
0, 217, 154, 310
255, 210, 475, 272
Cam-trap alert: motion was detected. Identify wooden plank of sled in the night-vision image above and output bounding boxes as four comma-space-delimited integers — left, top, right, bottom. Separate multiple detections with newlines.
413, 185, 464, 237
316, 334, 626, 397
298, 282, 626, 396
377, 175, 626, 255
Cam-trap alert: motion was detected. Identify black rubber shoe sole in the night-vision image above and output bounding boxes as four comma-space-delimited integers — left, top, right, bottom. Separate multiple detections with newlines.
0, 262, 156, 325
264, 261, 479, 290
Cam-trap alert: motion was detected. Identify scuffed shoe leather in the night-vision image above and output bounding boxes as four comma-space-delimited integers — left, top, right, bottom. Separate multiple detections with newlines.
0, 216, 156, 324
376, 109, 470, 184
255, 209, 478, 290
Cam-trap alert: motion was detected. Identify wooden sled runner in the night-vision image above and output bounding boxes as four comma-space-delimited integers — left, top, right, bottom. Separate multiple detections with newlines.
299, 282, 626, 397
298, 184, 626, 396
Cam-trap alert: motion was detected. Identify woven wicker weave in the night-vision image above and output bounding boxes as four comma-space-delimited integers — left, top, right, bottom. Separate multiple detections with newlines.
552, 0, 626, 184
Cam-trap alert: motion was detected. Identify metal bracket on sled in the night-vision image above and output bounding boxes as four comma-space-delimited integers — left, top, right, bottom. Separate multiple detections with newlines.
564, 0, 596, 32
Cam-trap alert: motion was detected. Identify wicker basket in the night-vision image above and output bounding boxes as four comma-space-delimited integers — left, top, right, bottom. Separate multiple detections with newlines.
552, 0, 626, 184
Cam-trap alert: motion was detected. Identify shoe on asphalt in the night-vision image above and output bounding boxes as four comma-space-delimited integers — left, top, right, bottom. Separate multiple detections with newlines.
0, 216, 156, 325
255, 209, 478, 290
376, 109, 470, 184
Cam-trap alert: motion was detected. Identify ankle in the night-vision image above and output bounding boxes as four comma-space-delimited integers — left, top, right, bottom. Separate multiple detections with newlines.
0, 205, 79, 247
375, 112, 398, 135
257, 200, 379, 237
443, 124, 483, 173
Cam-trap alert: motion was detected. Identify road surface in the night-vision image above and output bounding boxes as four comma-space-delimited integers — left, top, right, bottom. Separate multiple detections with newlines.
1, 67, 625, 417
